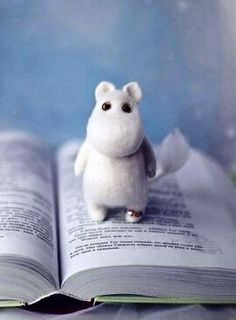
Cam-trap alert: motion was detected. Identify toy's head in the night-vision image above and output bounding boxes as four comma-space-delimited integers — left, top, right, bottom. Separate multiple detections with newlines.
87, 81, 144, 157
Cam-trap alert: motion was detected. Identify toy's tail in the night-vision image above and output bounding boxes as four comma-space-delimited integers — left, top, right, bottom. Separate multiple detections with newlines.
152, 129, 190, 181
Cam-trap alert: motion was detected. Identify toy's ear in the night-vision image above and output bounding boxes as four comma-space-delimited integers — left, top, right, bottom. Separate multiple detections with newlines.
122, 82, 142, 103
95, 81, 116, 101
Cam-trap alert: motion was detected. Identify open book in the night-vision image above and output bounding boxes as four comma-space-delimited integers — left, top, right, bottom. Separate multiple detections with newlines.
0, 131, 236, 307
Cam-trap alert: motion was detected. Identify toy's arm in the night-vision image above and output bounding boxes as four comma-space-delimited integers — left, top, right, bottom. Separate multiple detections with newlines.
141, 137, 156, 179
74, 140, 90, 176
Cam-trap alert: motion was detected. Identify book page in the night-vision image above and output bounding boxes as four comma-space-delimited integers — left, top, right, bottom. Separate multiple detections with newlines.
58, 141, 236, 283
0, 131, 59, 283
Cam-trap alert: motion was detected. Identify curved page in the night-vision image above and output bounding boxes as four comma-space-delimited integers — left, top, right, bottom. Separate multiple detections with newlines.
57, 141, 236, 284
0, 131, 59, 285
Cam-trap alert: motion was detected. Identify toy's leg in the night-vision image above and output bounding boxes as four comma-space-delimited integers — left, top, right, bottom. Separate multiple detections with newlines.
125, 207, 145, 223
125, 190, 148, 223
86, 202, 107, 222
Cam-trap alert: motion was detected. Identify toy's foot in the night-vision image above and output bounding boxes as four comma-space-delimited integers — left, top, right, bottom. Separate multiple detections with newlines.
126, 209, 144, 223
88, 205, 107, 222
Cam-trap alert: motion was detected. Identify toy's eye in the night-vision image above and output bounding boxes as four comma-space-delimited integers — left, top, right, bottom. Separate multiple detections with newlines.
102, 102, 111, 111
122, 103, 132, 113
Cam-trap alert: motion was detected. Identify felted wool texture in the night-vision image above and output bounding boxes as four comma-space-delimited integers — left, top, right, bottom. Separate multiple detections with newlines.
75, 82, 156, 222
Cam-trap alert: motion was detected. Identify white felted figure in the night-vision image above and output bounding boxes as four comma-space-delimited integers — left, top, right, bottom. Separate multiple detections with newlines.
75, 81, 189, 223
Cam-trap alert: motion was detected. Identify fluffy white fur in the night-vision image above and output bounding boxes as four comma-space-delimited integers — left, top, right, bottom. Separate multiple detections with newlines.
75, 81, 189, 223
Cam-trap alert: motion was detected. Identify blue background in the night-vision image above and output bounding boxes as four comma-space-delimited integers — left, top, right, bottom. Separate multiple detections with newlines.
1, 0, 236, 165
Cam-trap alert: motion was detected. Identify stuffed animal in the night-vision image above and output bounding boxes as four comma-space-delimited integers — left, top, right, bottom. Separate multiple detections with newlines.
74, 81, 189, 222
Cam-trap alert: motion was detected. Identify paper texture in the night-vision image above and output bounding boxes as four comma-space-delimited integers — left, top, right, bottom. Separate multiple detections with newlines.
57, 140, 236, 285
1, 132, 236, 304
95, 295, 236, 304
0, 131, 59, 282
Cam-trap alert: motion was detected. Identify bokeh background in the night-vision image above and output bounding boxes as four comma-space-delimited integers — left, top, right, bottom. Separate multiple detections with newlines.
1, 0, 236, 168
